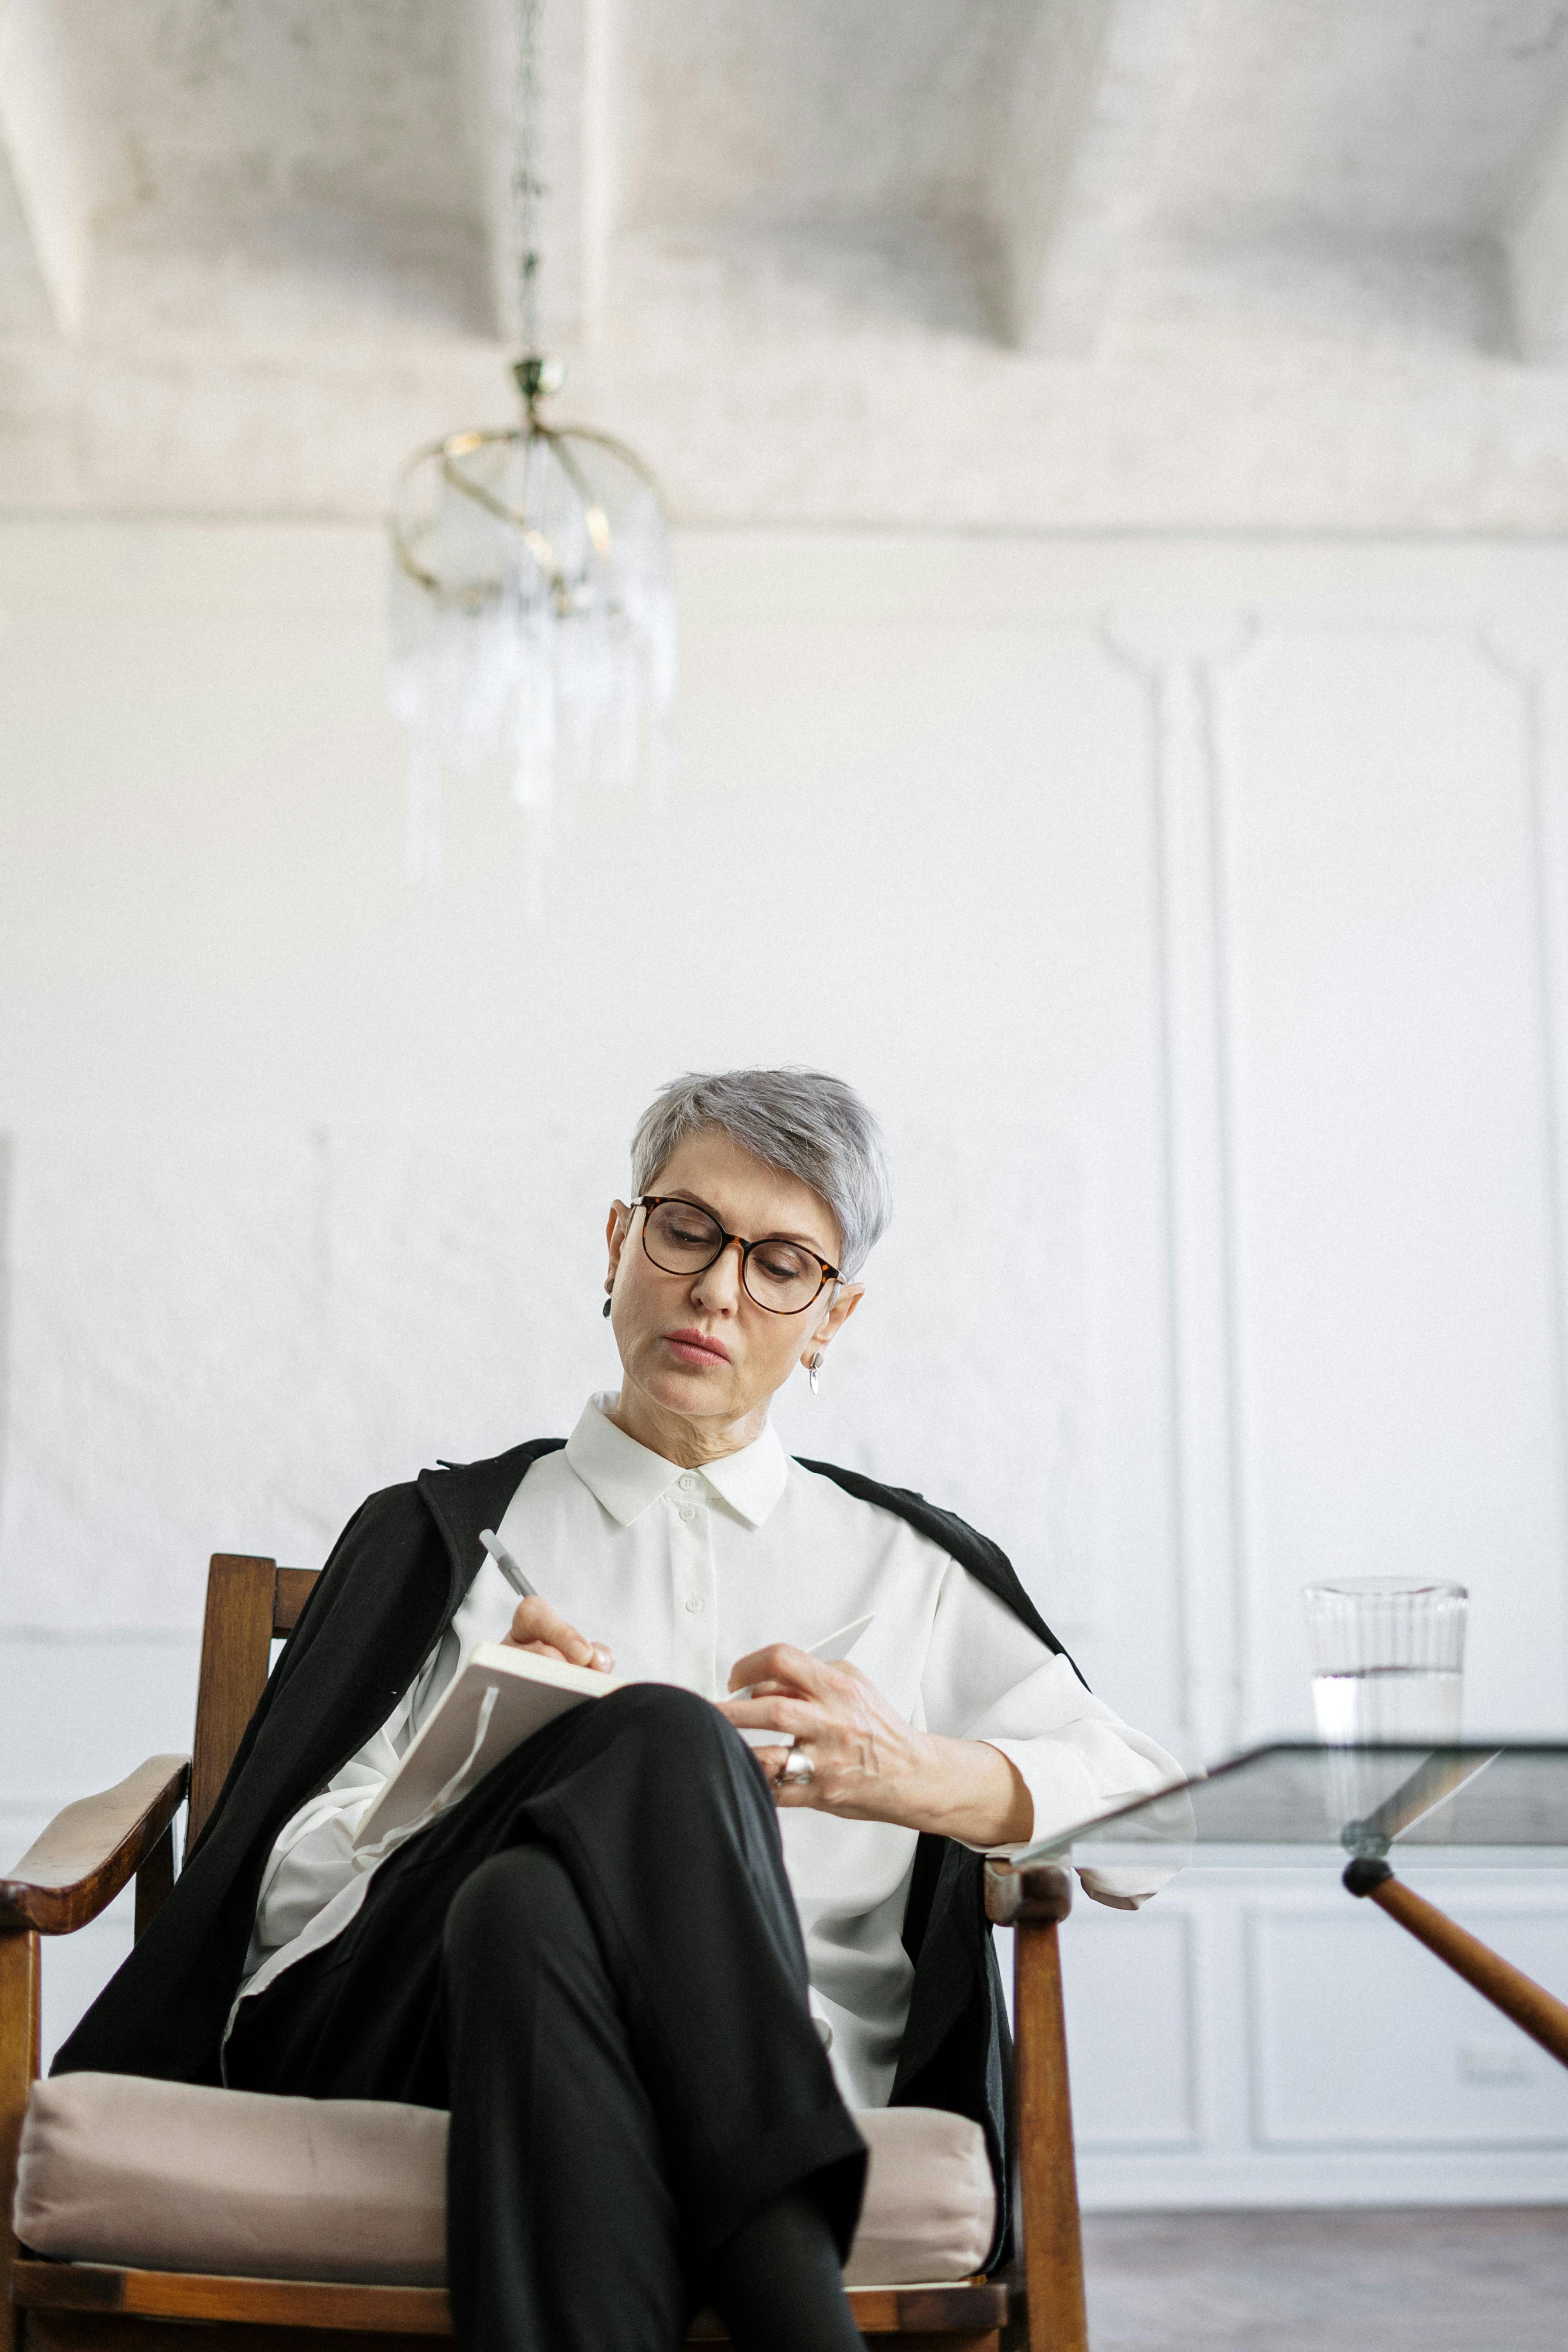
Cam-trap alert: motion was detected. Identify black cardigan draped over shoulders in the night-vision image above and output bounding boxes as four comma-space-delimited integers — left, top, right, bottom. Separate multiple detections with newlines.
54, 1439, 1082, 2265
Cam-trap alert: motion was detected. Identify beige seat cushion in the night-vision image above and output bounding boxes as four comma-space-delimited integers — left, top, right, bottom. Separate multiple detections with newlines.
14, 2074, 994, 2290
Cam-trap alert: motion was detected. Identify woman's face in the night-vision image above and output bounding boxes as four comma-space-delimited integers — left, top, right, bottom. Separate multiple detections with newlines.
603, 1128, 862, 1451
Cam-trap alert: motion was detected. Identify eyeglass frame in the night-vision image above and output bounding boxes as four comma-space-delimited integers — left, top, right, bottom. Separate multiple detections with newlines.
629, 1195, 846, 1315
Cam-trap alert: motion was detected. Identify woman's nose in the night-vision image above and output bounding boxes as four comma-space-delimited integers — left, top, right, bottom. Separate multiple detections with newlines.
692, 1239, 745, 1311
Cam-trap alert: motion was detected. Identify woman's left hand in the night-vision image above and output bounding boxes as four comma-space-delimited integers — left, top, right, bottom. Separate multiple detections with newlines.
716, 1646, 1033, 1847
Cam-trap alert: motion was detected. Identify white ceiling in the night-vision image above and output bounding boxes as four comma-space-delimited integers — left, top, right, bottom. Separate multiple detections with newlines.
3, 0, 1568, 527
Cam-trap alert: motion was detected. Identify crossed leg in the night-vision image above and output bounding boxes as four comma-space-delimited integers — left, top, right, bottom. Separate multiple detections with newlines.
227, 1683, 867, 2352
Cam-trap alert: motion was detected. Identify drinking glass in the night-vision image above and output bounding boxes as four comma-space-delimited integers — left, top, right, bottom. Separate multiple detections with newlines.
1303, 1577, 1467, 1745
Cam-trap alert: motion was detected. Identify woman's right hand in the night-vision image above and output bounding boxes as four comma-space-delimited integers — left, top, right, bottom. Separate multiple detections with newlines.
504, 1596, 615, 1675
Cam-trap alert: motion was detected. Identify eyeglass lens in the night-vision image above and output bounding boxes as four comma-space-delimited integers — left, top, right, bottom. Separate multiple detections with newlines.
642, 1200, 826, 1313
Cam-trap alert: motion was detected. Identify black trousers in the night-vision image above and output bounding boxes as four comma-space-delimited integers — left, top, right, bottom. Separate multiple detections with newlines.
226, 1683, 867, 2352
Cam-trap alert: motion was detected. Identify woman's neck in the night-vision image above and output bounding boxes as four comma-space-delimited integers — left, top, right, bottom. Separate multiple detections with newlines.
604, 1385, 769, 1470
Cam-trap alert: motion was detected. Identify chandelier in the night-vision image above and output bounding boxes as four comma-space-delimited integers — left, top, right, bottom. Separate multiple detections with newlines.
388, 1, 676, 887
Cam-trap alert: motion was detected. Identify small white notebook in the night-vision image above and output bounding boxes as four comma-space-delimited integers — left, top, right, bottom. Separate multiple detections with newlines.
350, 1612, 874, 1859
352, 1643, 625, 1855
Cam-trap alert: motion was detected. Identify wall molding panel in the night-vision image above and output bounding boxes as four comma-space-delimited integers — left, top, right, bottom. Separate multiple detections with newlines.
1210, 619, 1568, 1741
1104, 616, 1253, 1761
1061, 1902, 1203, 2152
1482, 626, 1568, 1730
1068, 1869, 1568, 2209
1246, 1888, 1568, 2151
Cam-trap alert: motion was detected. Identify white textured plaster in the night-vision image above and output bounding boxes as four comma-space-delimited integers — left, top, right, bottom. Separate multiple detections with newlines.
0, 138, 56, 333
623, 0, 1020, 244
4, 4, 1568, 524
70, 0, 491, 336
1501, 85, 1568, 361
0, 1119, 1092, 1638
74, 0, 479, 230
463, 0, 517, 342
619, 0, 1027, 339
0, 0, 90, 333
990, 0, 1204, 356
1159, 0, 1568, 242
7, 276, 1568, 530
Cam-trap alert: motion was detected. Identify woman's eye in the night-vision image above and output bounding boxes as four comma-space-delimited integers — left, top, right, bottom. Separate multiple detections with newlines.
757, 1250, 809, 1282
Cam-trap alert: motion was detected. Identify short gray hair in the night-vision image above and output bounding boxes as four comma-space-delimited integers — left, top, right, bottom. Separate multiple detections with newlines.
630, 1067, 891, 1278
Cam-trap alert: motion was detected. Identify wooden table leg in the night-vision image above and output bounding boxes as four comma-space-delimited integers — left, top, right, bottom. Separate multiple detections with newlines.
1344, 1856, 1568, 2067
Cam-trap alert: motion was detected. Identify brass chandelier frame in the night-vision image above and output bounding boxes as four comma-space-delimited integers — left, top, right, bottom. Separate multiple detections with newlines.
391, 357, 663, 621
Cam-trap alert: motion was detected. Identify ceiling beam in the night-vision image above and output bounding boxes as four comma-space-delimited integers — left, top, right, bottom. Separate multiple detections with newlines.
464, 0, 620, 354
1499, 92, 1568, 363
0, 0, 88, 335
990, 0, 1204, 357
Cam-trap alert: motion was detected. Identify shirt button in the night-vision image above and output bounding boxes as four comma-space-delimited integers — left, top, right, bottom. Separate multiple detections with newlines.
679, 1473, 699, 1492
679, 1505, 697, 1523
685, 1595, 704, 1614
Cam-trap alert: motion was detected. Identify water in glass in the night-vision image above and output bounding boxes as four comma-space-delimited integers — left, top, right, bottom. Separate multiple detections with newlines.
1303, 1577, 1467, 1747
1311, 1665, 1463, 1745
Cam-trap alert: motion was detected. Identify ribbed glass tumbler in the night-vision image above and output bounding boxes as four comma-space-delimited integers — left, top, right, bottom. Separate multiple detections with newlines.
1303, 1577, 1467, 1745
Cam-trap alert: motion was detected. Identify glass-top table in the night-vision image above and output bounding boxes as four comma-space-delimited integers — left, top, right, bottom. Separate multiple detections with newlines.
1013, 1741, 1568, 2067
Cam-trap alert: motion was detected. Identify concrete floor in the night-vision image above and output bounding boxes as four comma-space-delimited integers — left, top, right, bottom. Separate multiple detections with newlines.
1082, 2208, 1568, 2352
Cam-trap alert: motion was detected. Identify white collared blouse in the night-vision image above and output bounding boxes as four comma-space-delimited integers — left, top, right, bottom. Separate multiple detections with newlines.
238, 1398, 1179, 2107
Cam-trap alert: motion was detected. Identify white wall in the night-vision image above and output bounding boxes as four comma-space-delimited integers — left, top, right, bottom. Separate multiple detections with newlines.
3, 520, 1568, 2202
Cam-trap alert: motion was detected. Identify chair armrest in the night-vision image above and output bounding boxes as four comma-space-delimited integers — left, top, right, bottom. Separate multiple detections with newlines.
0, 1756, 190, 1934
983, 1858, 1072, 1926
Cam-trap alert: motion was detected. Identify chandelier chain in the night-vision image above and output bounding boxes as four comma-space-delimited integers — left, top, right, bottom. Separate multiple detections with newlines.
514, 0, 546, 351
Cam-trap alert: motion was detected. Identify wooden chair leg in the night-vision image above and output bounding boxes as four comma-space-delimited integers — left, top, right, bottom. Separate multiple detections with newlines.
986, 1863, 1088, 2352
1014, 1914, 1088, 2352
1, 1925, 42, 2352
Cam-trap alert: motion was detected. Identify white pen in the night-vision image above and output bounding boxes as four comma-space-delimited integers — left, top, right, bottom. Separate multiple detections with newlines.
479, 1527, 539, 1602
481, 1528, 615, 1674
730, 1613, 874, 1700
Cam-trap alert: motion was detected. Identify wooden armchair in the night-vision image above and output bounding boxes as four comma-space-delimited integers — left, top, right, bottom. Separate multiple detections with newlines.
2, 1555, 1090, 2352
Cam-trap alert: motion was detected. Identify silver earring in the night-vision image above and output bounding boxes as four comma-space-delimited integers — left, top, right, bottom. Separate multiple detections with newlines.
808, 1352, 823, 1396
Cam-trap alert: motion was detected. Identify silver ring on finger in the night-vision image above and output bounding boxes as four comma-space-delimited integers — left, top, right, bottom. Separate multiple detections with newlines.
779, 1747, 814, 1788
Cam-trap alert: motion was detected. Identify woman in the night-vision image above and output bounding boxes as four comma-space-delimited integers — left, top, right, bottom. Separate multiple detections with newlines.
59, 1068, 1176, 2352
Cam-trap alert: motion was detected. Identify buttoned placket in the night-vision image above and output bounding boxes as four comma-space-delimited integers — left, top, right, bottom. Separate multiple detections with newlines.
664, 1472, 719, 1696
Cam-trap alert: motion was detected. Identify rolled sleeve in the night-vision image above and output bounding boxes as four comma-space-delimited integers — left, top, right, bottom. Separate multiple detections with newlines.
922, 1565, 1183, 1906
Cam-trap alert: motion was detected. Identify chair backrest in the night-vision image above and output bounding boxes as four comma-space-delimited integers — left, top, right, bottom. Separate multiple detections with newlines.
188, 1558, 319, 1847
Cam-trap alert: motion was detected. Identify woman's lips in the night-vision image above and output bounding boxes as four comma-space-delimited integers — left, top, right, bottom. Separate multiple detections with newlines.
664, 1329, 731, 1368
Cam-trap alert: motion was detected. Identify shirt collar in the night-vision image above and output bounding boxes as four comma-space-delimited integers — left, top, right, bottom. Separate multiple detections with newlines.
565, 1394, 790, 1530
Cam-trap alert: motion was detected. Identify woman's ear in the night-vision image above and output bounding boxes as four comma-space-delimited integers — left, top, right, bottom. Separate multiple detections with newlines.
799, 1282, 863, 1371
605, 1200, 632, 1291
